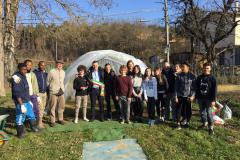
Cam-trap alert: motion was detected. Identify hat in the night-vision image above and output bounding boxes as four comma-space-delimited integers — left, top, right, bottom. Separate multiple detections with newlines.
56, 60, 64, 64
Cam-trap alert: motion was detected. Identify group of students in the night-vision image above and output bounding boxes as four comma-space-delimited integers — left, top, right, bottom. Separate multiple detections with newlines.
11, 59, 66, 138
73, 60, 217, 135
11, 58, 217, 139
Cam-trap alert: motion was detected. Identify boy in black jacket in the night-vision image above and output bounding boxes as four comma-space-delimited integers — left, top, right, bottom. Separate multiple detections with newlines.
104, 63, 119, 120
73, 65, 89, 123
196, 63, 217, 135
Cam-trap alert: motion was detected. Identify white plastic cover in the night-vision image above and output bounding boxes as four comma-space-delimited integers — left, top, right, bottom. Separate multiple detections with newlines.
64, 50, 147, 100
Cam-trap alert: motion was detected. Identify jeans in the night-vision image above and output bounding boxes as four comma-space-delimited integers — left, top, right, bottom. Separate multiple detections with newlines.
156, 93, 165, 117
198, 99, 213, 127
75, 95, 88, 119
118, 96, 130, 121
147, 97, 156, 120
90, 88, 104, 120
105, 93, 120, 119
176, 97, 192, 123
165, 93, 176, 120
132, 96, 144, 118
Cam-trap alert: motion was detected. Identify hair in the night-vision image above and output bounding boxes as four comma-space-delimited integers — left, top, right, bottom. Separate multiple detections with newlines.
133, 65, 142, 77
77, 65, 87, 73
154, 67, 161, 72
92, 60, 98, 65
144, 67, 153, 79
119, 65, 128, 73
203, 62, 212, 68
182, 61, 190, 68
18, 63, 27, 69
105, 63, 111, 67
24, 59, 32, 64
157, 72, 166, 84
38, 61, 45, 65
127, 60, 134, 68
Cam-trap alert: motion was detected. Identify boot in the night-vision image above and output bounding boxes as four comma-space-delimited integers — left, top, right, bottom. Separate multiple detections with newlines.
30, 120, 39, 132
16, 125, 25, 138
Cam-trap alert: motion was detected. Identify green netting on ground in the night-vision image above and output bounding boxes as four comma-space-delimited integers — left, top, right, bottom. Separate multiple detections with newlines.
47, 121, 129, 141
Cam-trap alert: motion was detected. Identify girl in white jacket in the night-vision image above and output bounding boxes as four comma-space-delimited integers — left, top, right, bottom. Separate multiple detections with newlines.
142, 67, 158, 126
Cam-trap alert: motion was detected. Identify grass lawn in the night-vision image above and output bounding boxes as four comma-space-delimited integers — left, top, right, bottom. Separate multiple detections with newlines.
0, 92, 240, 160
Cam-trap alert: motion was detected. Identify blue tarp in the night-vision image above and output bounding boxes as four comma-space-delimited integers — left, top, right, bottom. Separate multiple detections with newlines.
82, 139, 147, 160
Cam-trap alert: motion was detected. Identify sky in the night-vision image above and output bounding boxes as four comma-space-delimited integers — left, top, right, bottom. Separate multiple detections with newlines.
17, 0, 169, 26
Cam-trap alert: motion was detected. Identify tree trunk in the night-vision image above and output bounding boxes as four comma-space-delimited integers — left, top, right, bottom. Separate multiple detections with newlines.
3, 0, 19, 83
0, 0, 6, 96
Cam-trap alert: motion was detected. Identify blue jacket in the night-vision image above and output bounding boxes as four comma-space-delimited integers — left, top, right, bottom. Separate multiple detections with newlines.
12, 72, 30, 104
33, 69, 48, 93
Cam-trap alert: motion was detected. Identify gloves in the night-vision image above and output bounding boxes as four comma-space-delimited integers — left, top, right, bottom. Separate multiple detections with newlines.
29, 101, 33, 108
37, 97, 41, 104
21, 104, 27, 113
12, 75, 21, 83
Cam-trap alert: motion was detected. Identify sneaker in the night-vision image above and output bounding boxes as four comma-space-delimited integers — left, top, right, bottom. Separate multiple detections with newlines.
151, 120, 155, 126
126, 120, 132, 124
181, 120, 187, 126
120, 120, 125, 124
148, 119, 152, 125
49, 123, 56, 127
74, 118, 78, 124
83, 118, 89, 122
58, 121, 66, 125
176, 124, 182, 130
185, 122, 190, 128
208, 129, 214, 135
198, 122, 208, 130
162, 117, 165, 122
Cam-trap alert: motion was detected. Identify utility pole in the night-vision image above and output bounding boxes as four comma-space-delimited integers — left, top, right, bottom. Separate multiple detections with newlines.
164, 0, 170, 63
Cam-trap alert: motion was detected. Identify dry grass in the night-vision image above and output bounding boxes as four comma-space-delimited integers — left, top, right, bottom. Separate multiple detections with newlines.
218, 85, 240, 93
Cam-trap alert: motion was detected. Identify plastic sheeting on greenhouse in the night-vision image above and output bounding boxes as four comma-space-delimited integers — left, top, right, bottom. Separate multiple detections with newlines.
64, 50, 147, 100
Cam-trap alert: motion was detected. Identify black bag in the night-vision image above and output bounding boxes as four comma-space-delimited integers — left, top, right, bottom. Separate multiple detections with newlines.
55, 88, 64, 96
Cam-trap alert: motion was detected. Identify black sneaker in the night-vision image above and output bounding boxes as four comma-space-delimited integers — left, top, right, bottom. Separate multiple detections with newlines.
49, 123, 56, 127
58, 121, 66, 125
208, 129, 214, 135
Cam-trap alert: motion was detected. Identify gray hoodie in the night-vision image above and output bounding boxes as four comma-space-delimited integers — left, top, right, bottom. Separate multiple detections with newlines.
174, 72, 196, 98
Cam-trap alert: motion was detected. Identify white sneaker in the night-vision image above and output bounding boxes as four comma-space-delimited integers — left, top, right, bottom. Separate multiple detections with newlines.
181, 120, 187, 125
83, 118, 89, 122
74, 118, 78, 124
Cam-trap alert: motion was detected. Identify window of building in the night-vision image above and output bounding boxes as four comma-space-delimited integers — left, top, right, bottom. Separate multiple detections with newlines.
235, 46, 240, 65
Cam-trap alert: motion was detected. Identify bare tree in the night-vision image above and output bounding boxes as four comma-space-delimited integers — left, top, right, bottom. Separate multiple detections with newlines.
0, 0, 112, 96
173, 0, 240, 63
0, 0, 6, 96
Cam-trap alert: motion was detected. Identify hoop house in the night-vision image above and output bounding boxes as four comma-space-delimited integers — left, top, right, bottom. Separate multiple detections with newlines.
64, 50, 147, 100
